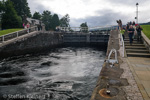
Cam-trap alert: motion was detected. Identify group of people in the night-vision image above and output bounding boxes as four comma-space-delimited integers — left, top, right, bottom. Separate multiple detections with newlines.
119, 21, 143, 45
23, 23, 30, 29
23, 23, 31, 33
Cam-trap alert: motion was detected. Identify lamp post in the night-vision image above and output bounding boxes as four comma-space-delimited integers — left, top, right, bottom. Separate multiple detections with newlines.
136, 3, 139, 24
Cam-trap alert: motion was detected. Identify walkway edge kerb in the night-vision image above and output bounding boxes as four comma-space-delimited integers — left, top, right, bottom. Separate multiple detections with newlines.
126, 58, 149, 99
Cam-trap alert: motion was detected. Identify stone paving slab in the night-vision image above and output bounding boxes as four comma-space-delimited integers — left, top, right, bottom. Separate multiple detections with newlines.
142, 81, 150, 97
148, 67, 150, 71
133, 65, 148, 71
127, 57, 150, 100
120, 57, 143, 100
135, 71, 150, 81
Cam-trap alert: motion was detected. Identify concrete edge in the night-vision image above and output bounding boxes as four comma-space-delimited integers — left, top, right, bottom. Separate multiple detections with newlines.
90, 62, 106, 100
90, 30, 127, 100
0, 31, 39, 47
126, 58, 149, 100
141, 31, 150, 45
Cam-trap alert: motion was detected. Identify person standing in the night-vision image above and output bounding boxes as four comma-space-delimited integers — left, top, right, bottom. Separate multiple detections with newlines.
136, 25, 143, 42
119, 19, 122, 29
128, 25, 135, 45
116, 19, 122, 30
120, 27, 125, 40
132, 21, 135, 26
26, 23, 30, 33
126, 22, 130, 31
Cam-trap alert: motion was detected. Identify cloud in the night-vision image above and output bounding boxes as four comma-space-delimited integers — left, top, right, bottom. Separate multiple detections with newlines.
70, 9, 128, 27
28, 0, 47, 14
27, 0, 150, 26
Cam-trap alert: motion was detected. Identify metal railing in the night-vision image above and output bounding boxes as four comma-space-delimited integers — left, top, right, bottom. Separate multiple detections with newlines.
59, 25, 116, 32
120, 33, 125, 57
107, 49, 118, 67
0, 26, 38, 43
89, 25, 117, 31
59, 27, 89, 32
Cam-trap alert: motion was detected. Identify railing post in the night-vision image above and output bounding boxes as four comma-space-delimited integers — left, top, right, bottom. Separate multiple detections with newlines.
120, 34, 124, 57
28, 28, 29, 33
2, 35, 4, 42
17, 32, 18, 37
36, 27, 37, 31
122, 34, 124, 57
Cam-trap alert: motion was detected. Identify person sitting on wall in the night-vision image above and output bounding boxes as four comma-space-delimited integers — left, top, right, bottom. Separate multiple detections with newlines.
116, 19, 122, 30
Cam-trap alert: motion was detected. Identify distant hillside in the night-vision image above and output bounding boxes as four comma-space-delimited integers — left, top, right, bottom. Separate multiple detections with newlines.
140, 22, 150, 25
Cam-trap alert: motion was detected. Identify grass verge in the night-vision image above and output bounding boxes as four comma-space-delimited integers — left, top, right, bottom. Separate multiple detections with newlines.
0, 28, 23, 36
141, 25, 150, 39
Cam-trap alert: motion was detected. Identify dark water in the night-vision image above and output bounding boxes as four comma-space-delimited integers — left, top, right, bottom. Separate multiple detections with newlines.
0, 47, 106, 100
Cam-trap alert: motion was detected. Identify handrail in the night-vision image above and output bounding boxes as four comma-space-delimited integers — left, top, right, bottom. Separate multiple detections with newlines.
59, 26, 116, 32
120, 33, 124, 57
59, 27, 89, 32
0, 26, 37, 37
0, 26, 38, 43
141, 31, 150, 46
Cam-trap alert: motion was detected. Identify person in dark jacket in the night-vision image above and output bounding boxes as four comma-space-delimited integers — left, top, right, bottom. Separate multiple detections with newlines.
136, 25, 143, 42
126, 22, 130, 30
128, 25, 135, 45
132, 21, 135, 26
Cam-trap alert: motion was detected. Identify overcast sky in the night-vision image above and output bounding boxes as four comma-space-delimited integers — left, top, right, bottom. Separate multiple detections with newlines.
28, 0, 150, 27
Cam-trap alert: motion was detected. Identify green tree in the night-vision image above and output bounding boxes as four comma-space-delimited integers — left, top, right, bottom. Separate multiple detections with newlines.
60, 14, 70, 27
80, 22, 88, 32
0, 0, 5, 30
51, 14, 60, 30
10, 0, 31, 18
33, 11, 41, 20
0, 0, 5, 12
41, 10, 52, 31
2, 0, 22, 29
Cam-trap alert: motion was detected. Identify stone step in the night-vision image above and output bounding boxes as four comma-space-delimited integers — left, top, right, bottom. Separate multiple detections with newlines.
126, 49, 149, 53
125, 44, 144, 46
124, 38, 137, 41
124, 39, 130, 41
125, 46, 147, 50
127, 53, 150, 58
124, 41, 143, 44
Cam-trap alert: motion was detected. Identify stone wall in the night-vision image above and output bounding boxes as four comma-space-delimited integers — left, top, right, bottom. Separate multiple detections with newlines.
90, 30, 128, 100
141, 32, 150, 52
0, 32, 63, 59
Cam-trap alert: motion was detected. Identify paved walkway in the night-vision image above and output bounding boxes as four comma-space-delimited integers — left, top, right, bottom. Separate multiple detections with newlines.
127, 57, 150, 100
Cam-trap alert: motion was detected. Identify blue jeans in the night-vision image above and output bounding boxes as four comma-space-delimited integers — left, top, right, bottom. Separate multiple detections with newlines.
128, 33, 134, 44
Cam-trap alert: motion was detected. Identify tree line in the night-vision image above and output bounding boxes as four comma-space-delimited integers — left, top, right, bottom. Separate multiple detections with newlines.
0, 0, 70, 31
